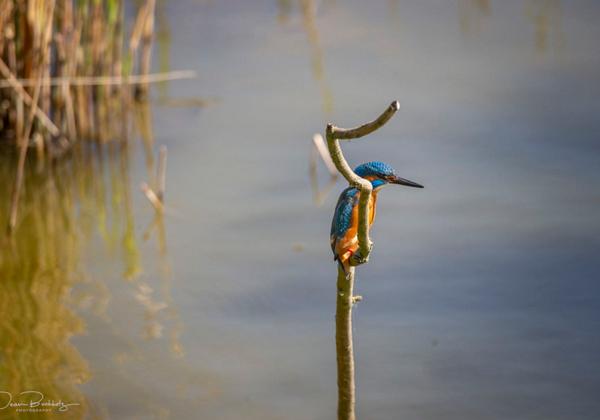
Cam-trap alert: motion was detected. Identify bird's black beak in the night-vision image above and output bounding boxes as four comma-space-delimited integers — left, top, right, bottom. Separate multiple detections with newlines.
391, 176, 424, 188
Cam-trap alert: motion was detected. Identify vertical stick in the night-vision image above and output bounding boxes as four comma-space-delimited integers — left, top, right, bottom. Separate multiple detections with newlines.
7, 72, 42, 235
156, 145, 167, 202
135, 0, 155, 100
327, 102, 401, 419
336, 265, 356, 420
6, 0, 56, 235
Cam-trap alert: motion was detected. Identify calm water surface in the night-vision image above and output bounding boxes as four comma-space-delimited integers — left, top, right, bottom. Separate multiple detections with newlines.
1, 1, 600, 419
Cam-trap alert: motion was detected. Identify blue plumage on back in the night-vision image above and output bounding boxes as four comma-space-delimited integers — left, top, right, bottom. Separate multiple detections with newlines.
331, 163, 391, 256
332, 162, 394, 245
330, 187, 359, 243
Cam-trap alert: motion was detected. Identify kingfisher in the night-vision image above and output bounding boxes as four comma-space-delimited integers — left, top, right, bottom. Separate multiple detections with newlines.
330, 161, 423, 272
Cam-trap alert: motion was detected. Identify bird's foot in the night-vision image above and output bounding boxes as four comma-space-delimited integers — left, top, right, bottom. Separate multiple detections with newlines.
350, 247, 371, 266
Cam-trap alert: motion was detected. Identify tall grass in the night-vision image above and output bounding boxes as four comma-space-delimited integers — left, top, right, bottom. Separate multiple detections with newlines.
0, 0, 156, 234
0, 0, 155, 146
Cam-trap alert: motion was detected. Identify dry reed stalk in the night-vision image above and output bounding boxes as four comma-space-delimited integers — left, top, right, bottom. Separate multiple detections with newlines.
141, 182, 164, 213
0, 58, 60, 136
156, 145, 167, 202
0, 0, 181, 235
7, 21, 18, 140
8, 76, 37, 231
0, 1, 14, 63
7, 0, 56, 235
140, 144, 166, 213
0, 70, 196, 88
0, 0, 168, 146
133, 0, 155, 100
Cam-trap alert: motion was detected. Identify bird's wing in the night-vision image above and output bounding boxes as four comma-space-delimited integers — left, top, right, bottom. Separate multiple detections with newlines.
330, 187, 359, 255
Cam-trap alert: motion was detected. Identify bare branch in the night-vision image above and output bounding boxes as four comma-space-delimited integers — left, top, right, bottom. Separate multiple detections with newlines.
329, 101, 401, 420
336, 265, 356, 420
330, 100, 399, 139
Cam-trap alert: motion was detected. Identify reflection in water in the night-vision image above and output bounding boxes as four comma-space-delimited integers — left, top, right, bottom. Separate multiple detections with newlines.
526, 0, 564, 55
278, 0, 334, 115
277, 0, 293, 24
139, 143, 183, 354
387, 0, 401, 23
0, 102, 183, 417
156, 0, 172, 101
300, 0, 334, 115
458, 0, 491, 36
0, 156, 91, 419
459, 0, 564, 55
155, 0, 216, 109
134, 100, 157, 182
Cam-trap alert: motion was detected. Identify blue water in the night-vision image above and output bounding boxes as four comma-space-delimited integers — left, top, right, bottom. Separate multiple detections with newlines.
30, 1, 600, 418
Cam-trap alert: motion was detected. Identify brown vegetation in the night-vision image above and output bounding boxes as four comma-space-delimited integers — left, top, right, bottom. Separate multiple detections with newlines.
0, 0, 163, 234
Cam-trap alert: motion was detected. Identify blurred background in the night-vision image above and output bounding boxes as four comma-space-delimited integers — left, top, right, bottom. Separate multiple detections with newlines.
1, 0, 600, 419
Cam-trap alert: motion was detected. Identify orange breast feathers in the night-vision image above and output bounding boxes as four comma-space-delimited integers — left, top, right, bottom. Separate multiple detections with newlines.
335, 192, 378, 267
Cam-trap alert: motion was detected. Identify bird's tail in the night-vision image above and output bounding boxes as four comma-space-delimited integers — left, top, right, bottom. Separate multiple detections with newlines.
335, 257, 352, 279
333, 250, 354, 277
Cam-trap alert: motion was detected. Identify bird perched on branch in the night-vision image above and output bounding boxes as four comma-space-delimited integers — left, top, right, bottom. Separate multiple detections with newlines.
330, 161, 423, 272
